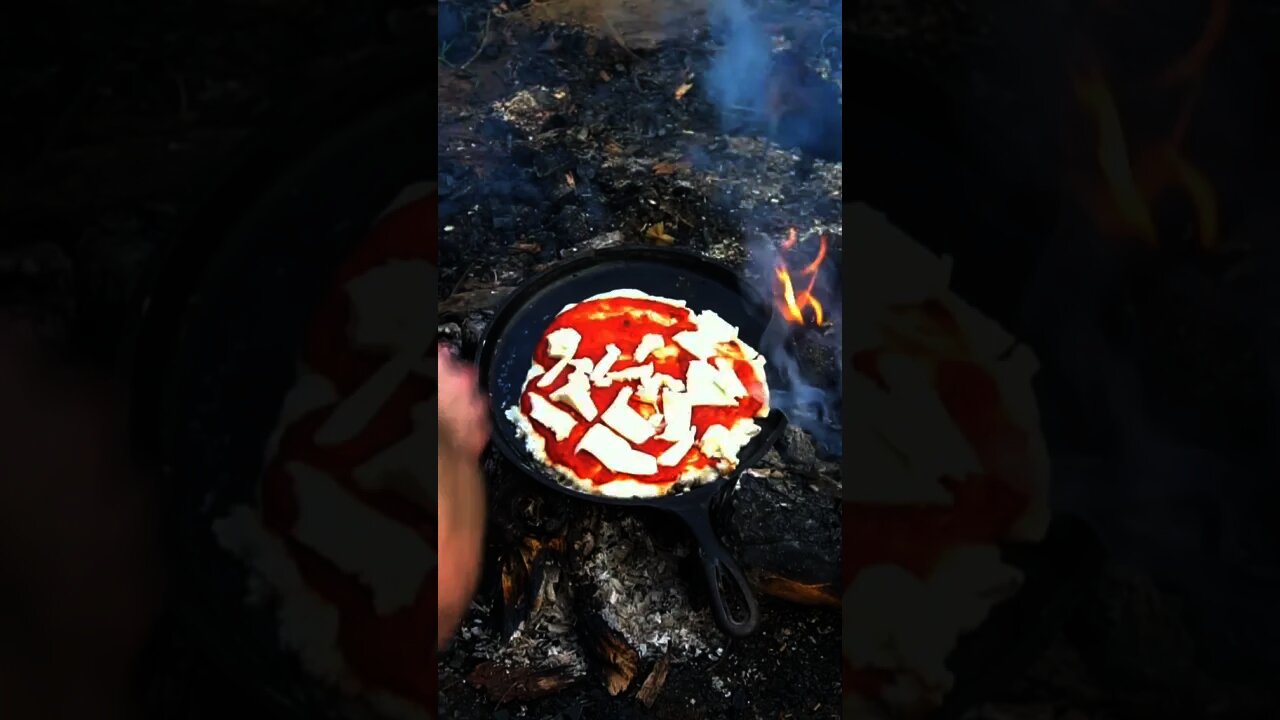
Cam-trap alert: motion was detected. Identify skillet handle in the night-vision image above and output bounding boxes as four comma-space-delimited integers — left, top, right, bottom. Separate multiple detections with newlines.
672, 504, 760, 638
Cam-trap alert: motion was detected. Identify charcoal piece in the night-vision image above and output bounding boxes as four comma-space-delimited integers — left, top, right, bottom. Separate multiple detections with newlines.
635, 654, 671, 708
580, 613, 640, 696
466, 662, 581, 703
794, 328, 841, 389
727, 472, 841, 597
777, 425, 818, 469
499, 530, 568, 635
461, 313, 488, 355
437, 322, 462, 347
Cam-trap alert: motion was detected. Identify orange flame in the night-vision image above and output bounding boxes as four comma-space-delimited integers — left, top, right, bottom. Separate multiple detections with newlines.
1073, 0, 1227, 251
775, 230, 827, 326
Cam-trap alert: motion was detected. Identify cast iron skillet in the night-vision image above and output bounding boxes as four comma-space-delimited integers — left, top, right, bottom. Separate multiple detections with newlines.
475, 246, 789, 638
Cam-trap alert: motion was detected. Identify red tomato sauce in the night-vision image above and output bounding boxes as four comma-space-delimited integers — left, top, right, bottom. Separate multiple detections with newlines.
257, 192, 437, 708
520, 296, 765, 488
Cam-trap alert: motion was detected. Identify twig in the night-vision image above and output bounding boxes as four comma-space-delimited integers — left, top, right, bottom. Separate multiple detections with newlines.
458, 11, 494, 70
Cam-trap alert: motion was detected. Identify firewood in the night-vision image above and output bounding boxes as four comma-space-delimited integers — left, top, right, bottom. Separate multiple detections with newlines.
635, 654, 671, 708
465, 661, 580, 703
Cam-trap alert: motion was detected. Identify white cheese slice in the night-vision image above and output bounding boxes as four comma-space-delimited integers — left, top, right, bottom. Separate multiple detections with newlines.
576, 423, 658, 475
545, 327, 581, 358
672, 329, 718, 360
528, 393, 579, 440
647, 412, 665, 429
288, 463, 431, 615
657, 388, 692, 441
685, 360, 737, 406
636, 372, 685, 404
634, 334, 666, 362
608, 363, 655, 383
537, 355, 573, 388
550, 373, 598, 421
567, 358, 595, 376
601, 386, 657, 445
712, 357, 749, 400
590, 344, 622, 386
699, 421, 759, 463
596, 479, 665, 498
524, 362, 546, 388
694, 310, 739, 343
658, 426, 697, 467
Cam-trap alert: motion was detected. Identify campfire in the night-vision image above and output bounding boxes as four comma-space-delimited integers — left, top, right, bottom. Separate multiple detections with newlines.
437, 0, 842, 715
774, 228, 830, 327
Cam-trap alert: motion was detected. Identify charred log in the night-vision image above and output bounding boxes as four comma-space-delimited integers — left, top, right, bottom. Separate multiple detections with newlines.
635, 654, 671, 708
580, 613, 641, 696
465, 661, 581, 703
727, 468, 841, 609
498, 536, 567, 638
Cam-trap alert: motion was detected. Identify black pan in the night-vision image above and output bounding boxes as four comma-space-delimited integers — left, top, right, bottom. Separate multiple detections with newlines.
475, 246, 789, 637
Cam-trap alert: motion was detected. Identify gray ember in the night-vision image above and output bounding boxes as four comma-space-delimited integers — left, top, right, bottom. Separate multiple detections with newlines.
574, 514, 725, 662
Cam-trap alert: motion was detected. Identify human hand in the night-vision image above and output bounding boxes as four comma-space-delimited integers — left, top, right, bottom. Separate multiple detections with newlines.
437, 346, 490, 460
436, 346, 488, 649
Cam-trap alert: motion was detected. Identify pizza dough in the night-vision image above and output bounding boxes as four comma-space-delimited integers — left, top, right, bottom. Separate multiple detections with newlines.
507, 290, 770, 498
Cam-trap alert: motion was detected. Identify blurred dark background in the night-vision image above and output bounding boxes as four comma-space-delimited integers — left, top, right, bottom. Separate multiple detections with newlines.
0, 2, 427, 718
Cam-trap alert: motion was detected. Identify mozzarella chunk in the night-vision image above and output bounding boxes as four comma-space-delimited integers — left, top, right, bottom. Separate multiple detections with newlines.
672, 310, 740, 360
524, 362, 546, 388
657, 388, 692, 441
672, 329, 718, 360
657, 426, 697, 466
635, 333, 666, 362
695, 310, 739, 343
289, 463, 431, 615
528, 393, 578, 440
536, 356, 573, 388
576, 423, 658, 475
596, 479, 665, 498
636, 372, 685, 404
685, 360, 738, 406
601, 387, 657, 445
545, 327, 581, 358
550, 373, 598, 421
590, 344, 622, 386
712, 357, 749, 400
608, 363, 654, 383
699, 421, 760, 463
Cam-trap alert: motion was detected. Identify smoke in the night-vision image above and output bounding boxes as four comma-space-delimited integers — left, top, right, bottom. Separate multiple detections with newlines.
705, 0, 843, 161
706, 0, 773, 125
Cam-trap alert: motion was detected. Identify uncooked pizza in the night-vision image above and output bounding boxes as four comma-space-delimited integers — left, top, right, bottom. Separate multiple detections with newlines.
506, 290, 770, 498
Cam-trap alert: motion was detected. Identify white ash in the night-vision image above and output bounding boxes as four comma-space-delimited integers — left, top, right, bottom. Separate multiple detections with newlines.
467, 563, 588, 676
492, 86, 570, 136
577, 514, 726, 662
